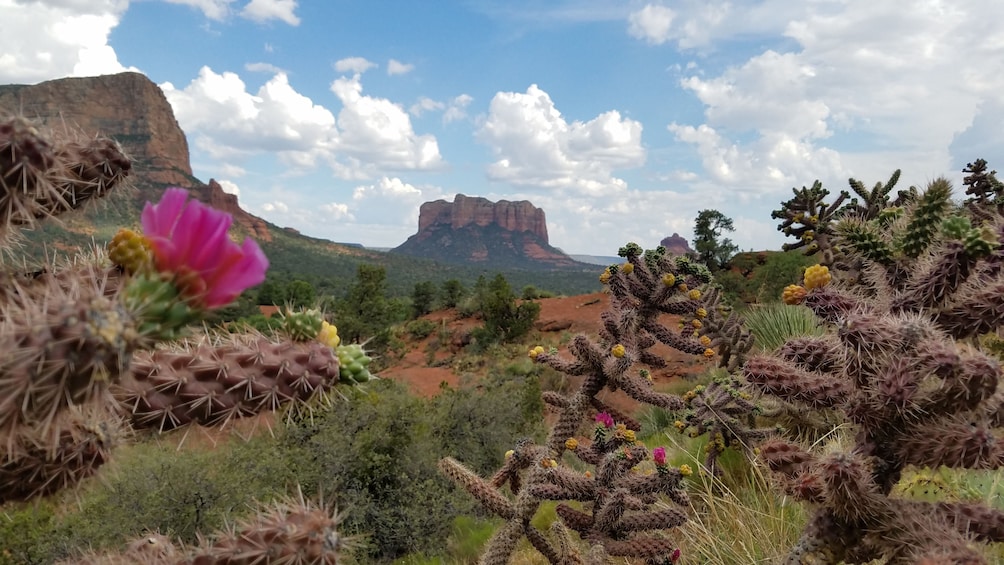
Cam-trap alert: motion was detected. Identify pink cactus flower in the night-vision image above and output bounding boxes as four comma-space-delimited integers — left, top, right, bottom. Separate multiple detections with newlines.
594, 412, 615, 428
141, 187, 268, 308
671, 548, 681, 562
652, 446, 667, 466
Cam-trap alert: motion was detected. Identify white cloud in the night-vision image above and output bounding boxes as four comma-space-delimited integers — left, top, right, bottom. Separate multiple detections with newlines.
627, 4, 674, 45
162, 0, 236, 20
387, 59, 414, 75
245, 61, 284, 73
665, 1, 1004, 201
261, 201, 289, 213
320, 201, 354, 220
409, 97, 444, 117
444, 94, 473, 123
478, 84, 644, 193
329, 73, 444, 177
241, 0, 300, 25
352, 176, 421, 200
217, 179, 241, 196
0, 0, 134, 83
162, 67, 442, 180
161, 67, 338, 168
333, 57, 376, 74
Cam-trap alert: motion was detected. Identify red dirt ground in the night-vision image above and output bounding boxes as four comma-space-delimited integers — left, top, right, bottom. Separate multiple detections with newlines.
380, 292, 710, 411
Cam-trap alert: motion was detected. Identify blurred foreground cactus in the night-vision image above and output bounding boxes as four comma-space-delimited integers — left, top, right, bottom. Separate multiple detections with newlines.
0, 115, 354, 563
755, 175, 1004, 563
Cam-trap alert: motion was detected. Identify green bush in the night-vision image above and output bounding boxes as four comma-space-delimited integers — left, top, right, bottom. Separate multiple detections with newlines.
404, 318, 437, 340
472, 274, 540, 346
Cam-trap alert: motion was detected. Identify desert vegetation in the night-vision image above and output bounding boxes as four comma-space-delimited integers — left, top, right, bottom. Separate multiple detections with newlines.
4, 113, 1004, 565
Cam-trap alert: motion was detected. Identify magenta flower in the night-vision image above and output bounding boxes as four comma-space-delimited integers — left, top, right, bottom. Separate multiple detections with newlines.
141, 187, 268, 308
671, 548, 681, 563
594, 412, 615, 428
652, 446, 667, 466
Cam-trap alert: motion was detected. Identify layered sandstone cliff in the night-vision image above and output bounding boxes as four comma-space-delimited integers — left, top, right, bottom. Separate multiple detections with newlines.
0, 72, 192, 187
393, 194, 588, 270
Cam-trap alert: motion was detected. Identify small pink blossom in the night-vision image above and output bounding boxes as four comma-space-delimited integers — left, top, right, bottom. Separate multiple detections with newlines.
652, 446, 667, 466
141, 187, 268, 308
671, 548, 681, 563
594, 412, 614, 428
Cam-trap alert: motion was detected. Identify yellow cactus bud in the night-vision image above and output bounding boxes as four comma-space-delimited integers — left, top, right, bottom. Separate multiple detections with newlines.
688, 289, 701, 300
599, 271, 611, 284
673, 420, 687, 431
803, 264, 831, 290
317, 321, 341, 348
679, 464, 693, 477
662, 273, 676, 287
108, 228, 153, 274
696, 307, 707, 318
528, 345, 545, 359
703, 348, 715, 358
611, 344, 626, 358
691, 319, 702, 329
505, 450, 514, 459
782, 284, 808, 305
678, 283, 689, 293
565, 438, 579, 450
621, 262, 634, 274
699, 335, 712, 346
623, 430, 636, 443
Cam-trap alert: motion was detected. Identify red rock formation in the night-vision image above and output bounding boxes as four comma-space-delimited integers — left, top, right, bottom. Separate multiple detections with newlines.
418, 194, 549, 241
0, 72, 192, 187
206, 179, 272, 242
660, 233, 695, 257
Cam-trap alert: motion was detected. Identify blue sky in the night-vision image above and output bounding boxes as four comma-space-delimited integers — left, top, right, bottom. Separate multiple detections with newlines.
3, 1, 1004, 255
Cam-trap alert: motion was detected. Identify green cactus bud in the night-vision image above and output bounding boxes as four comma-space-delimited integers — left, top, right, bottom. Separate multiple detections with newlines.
940, 215, 972, 240
282, 309, 323, 342
122, 274, 200, 341
336, 343, 373, 383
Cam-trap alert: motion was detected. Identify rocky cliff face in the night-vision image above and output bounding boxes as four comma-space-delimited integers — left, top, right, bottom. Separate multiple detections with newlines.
393, 194, 588, 270
660, 233, 694, 257
0, 72, 192, 187
418, 194, 549, 241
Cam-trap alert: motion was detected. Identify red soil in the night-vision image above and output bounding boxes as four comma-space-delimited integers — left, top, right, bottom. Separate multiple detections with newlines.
380, 292, 710, 410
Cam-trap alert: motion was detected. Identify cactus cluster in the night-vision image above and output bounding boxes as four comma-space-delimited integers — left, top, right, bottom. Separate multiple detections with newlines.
440, 244, 755, 563
0, 115, 354, 563
753, 176, 1004, 563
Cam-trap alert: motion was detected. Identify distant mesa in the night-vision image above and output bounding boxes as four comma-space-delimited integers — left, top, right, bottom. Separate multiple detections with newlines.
660, 233, 694, 257
391, 194, 591, 271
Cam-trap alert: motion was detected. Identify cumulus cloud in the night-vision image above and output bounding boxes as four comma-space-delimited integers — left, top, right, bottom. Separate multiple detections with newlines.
664, 1, 1004, 201
217, 179, 241, 196
0, 0, 134, 83
261, 201, 289, 213
329, 73, 444, 176
387, 59, 414, 75
478, 84, 644, 193
161, 67, 337, 167
627, 4, 674, 45
333, 57, 376, 74
162, 66, 443, 180
241, 0, 300, 25
409, 97, 444, 117
321, 201, 354, 220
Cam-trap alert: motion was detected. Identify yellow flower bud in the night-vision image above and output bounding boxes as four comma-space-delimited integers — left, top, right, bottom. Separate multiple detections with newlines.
679, 464, 693, 477
688, 289, 701, 300
691, 319, 702, 329
699, 335, 712, 346
782, 284, 807, 305
662, 273, 676, 287
599, 271, 611, 284
803, 264, 831, 290
565, 438, 579, 450
505, 450, 514, 459
621, 262, 634, 274
678, 283, 689, 293
703, 348, 715, 358
317, 321, 341, 348
696, 307, 707, 318
611, 344, 626, 358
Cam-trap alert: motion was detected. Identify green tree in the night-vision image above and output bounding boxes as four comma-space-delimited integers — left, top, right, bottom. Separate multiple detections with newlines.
440, 279, 466, 308
256, 279, 285, 305
472, 274, 541, 345
335, 264, 400, 348
411, 281, 437, 318
693, 209, 739, 271
285, 279, 316, 309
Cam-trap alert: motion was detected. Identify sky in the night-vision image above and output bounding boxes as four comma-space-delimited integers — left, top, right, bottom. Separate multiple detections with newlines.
2, 1, 1004, 256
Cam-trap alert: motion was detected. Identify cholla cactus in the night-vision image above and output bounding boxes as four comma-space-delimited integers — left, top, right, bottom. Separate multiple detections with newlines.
440, 244, 754, 563
60, 491, 349, 564
752, 176, 1004, 563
